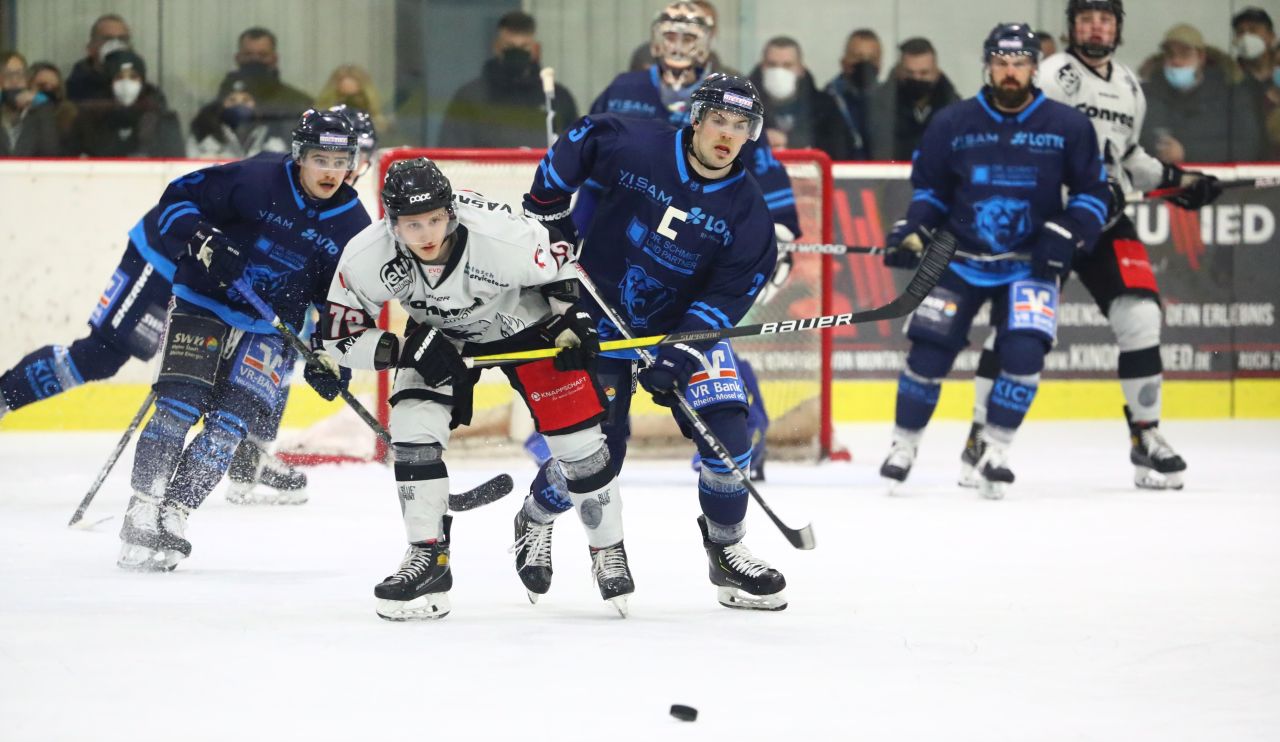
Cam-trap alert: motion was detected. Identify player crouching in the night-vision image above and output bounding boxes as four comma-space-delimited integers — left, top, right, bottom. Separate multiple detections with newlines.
320, 158, 631, 620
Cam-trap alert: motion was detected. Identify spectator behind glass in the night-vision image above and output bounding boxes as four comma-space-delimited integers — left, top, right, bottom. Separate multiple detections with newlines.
627, 0, 737, 75
187, 73, 287, 159
437, 11, 579, 147
1, 51, 62, 156
748, 36, 856, 159
65, 13, 131, 104
216, 27, 312, 140
29, 61, 78, 148
825, 28, 882, 160
1140, 24, 1264, 163
1231, 7, 1280, 157
314, 64, 390, 140
1036, 31, 1058, 58
868, 36, 960, 161
68, 50, 183, 158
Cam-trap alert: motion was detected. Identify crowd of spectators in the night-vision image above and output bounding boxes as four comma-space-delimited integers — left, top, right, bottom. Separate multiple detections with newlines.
2, 6, 1276, 163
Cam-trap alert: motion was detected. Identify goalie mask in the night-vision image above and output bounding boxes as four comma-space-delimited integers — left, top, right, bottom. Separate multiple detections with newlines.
650, 1, 714, 73
689, 73, 765, 141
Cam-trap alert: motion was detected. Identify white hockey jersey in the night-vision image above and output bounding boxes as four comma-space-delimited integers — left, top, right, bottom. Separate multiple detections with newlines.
323, 191, 576, 370
1039, 51, 1165, 193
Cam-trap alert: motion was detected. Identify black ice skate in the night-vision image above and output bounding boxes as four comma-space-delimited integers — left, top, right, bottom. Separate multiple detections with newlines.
589, 542, 635, 618
510, 508, 554, 603
374, 515, 452, 621
698, 516, 787, 611
1125, 406, 1186, 490
958, 422, 984, 488
226, 442, 308, 505
117, 493, 191, 571
975, 438, 1015, 500
879, 434, 918, 492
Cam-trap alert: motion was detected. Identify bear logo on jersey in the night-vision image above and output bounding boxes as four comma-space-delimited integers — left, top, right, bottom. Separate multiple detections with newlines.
619, 262, 676, 329
1056, 64, 1081, 97
972, 195, 1033, 253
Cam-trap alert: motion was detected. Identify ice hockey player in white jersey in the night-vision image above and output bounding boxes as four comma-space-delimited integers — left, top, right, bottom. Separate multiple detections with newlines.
965, 0, 1224, 490
321, 158, 631, 620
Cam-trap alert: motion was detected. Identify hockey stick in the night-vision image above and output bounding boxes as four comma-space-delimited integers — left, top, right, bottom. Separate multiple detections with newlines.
466, 230, 958, 367
232, 280, 513, 511
780, 241, 892, 255
1134, 176, 1280, 203
540, 67, 557, 148
68, 390, 155, 528
571, 263, 816, 550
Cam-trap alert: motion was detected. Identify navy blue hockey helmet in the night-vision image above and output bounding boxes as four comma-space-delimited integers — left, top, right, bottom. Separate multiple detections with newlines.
382, 157, 453, 219
291, 108, 359, 168
1066, 0, 1125, 57
983, 22, 1041, 63
689, 73, 765, 141
328, 104, 378, 181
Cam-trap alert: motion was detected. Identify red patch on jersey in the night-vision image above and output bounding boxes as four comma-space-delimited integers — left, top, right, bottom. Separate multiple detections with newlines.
513, 359, 605, 433
1113, 239, 1159, 292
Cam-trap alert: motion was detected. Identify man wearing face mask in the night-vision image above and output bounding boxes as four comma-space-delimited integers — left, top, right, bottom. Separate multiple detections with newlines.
65, 14, 131, 106
748, 36, 855, 160
0, 50, 62, 157
825, 28, 881, 160
216, 27, 312, 143
187, 73, 288, 159
437, 11, 578, 148
867, 37, 960, 161
1139, 24, 1264, 163
1232, 7, 1280, 158
68, 49, 183, 158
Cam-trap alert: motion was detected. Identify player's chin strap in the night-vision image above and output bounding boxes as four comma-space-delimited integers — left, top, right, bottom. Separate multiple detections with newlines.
570, 263, 816, 551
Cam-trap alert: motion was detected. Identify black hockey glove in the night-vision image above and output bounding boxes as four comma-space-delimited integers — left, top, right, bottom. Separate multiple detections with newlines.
1171, 173, 1223, 211
1031, 219, 1082, 282
638, 343, 705, 408
884, 220, 930, 270
522, 193, 579, 246
188, 226, 249, 288
303, 356, 351, 401
400, 324, 467, 388
545, 309, 600, 372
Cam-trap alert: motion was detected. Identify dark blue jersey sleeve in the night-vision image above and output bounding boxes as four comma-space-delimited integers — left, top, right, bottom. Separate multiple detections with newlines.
1055, 115, 1110, 251
526, 114, 623, 212
741, 139, 802, 238
148, 160, 259, 262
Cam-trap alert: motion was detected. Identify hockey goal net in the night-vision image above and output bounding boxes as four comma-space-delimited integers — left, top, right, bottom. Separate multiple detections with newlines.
279, 147, 836, 464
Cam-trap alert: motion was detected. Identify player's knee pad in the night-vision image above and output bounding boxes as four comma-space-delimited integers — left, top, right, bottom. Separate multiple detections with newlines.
996, 332, 1048, 377
393, 443, 449, 543
906, 341, 957, 380
1108, 295, 1162, 352
554, 439, 622, 548
388, 397, 453, 448
67, 333, 132, 383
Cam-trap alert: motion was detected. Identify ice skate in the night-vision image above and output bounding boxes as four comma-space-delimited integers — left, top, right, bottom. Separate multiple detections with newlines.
510, 508, 554, 603
698, 516, 787, 611
118, 493, 191, 571
1126, 406, 1185, 490
226, 443, 308, 505
589, 541, 635, 617
374, 516, 452, 621
975, 438, 1015, 500
879, 431, 919, 492
958, 422, 984, 488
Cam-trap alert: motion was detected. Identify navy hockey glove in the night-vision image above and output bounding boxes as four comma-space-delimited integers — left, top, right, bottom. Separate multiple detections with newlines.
638, 343, 705, 408
303, 356, 351, 401
884, 220, 930, 270
545, 309, 599, 372
188, 226, 248, 288
522, 194, 579, 246
400, 324, 467, 388
1031, 219, 1082, 281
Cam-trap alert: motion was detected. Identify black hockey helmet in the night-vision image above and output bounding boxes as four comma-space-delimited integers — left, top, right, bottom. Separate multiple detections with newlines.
689, 73, 764, 141
1066, 0, 1125, 58
291, 108, 359, 169
382, 157, 454, 219
983, 22, 1041, 63
328, 104, 378, 180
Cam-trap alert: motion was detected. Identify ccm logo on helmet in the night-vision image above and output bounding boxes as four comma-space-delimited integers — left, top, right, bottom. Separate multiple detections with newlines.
408, 193, 436, 204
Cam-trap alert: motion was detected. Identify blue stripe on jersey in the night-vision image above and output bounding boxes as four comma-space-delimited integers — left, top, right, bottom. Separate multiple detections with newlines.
583, 177, 604, 191
766, 196, 795, 210
673, 128, 690, 184
171, 285, 279, 335
693, 301, 732, 328
976, 92, 1002, 123
158, 200, 197, 226
762, 188, 791, 200
949, 261, 1031, 287
687, 306, 720, 329
1068, 194, 1107, 225
1015, 92, 1047, 123
703, 170, 746, 193
128, 221, 177, 281
319, 197, 361, 221
648, 65, 661, 91
159, 206, 201, 234
912, 189, 949, 212
283, 160, 306, 210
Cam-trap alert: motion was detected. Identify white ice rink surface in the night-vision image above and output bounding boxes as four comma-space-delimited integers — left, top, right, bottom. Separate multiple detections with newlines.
2, 420, 1278, 741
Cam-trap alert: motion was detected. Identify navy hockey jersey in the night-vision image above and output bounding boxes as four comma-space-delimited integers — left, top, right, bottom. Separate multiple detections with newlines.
127, 152, 371, 332
588, 65, 801, 237
904, 88, 1109, 286
527, 114, 777, 344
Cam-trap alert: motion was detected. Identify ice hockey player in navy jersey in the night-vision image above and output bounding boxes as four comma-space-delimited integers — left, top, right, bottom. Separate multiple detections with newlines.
877, 23, 1111, 499
115, 108, 371, 571
519, 74, 789, 611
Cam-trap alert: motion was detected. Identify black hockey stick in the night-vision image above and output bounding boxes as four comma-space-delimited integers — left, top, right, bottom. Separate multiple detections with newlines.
467, 230, 958, 367
1138, 176, 1280, 202
233, 280, 514, 511
779, 241, 893, 255
68, 390, 155, 529
572, 263, 816, 550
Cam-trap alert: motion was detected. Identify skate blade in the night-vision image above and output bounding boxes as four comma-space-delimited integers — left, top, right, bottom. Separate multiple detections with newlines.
117, 543, 178, 572
376, 593, 451, 621
979, 480, 1007, 500
525, 590, 540, 605
1134, 467, 1184, 491
957, 464, 979, 489
70, 515, 115, 531
226, 486, 309, 506
716, 586, 787, 611
607, 595, 629, 618
882, 476, 906, 496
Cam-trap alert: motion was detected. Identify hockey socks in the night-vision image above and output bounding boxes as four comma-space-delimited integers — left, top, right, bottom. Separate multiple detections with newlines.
895, 368, 942, 431
528, 459, 574, 516
1119, 347, 1163, 424
393, 443, 450, 543
0, 345, 84, 410
986, 372, 1039, 433
131, 396, 200, 497
167, 410, 248, 510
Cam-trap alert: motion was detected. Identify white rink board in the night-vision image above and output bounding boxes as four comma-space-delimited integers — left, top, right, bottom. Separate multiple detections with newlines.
2, 420, 1278, 741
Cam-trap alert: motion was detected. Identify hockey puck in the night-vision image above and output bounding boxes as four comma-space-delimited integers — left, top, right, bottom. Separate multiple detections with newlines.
669, 704, 698, 722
